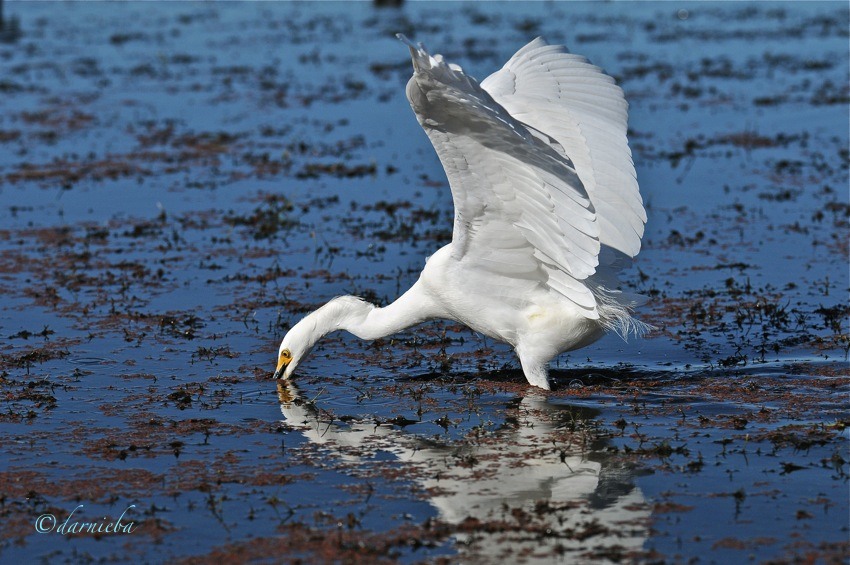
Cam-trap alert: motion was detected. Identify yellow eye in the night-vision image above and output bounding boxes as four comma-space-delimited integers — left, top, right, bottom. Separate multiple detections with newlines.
280, 348, 292, 361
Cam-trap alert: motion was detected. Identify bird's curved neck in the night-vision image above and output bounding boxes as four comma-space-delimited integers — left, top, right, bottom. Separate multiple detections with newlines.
305, 282, 437, 346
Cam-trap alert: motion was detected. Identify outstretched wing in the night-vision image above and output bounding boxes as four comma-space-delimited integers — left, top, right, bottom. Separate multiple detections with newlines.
399, 35, 639, 317
480, 37, 645, 257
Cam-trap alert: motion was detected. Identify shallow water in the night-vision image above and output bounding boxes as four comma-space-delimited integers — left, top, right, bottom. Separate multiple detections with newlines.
0, 1, 847, 563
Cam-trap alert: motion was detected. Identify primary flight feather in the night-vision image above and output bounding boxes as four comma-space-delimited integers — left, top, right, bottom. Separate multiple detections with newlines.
273, 35, 648, 390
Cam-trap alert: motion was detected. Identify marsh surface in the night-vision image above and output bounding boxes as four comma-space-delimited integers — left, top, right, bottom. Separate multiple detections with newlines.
0, 2, 847, 563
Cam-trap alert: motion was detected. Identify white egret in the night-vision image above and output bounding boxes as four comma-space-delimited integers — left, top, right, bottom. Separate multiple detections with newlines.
274, 35, 648, 390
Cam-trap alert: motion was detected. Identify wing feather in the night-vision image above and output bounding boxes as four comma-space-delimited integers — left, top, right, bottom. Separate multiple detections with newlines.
399, 35, 643, 316
481, 38, 646, 258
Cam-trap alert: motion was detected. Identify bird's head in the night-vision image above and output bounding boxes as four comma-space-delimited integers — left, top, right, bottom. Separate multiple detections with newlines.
272, 296, 372, 380
272, 321, 315, 380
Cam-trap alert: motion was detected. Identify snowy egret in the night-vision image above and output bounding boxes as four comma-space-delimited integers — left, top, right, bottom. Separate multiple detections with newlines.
274, 35, 648, 389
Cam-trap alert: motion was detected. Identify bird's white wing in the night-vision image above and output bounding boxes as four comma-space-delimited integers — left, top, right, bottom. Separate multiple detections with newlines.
400, 36, 604, 314
480, 37, 646, 257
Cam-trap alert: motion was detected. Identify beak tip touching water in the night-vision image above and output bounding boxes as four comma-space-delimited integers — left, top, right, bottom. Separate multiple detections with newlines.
273, 358, 289, 380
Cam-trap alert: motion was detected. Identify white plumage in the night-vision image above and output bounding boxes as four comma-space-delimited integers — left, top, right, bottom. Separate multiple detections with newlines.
273, 35, 648, 390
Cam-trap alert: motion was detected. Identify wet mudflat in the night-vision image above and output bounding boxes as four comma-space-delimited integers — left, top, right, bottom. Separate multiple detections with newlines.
0, 2, 847, 563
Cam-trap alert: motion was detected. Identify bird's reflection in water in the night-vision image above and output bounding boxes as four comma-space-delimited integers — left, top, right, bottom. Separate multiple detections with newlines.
277, 380, 648, 560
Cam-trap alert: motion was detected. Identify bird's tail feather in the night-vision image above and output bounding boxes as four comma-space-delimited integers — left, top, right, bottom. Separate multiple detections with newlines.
591, 284, 653, 340
588, 247, 654, 339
